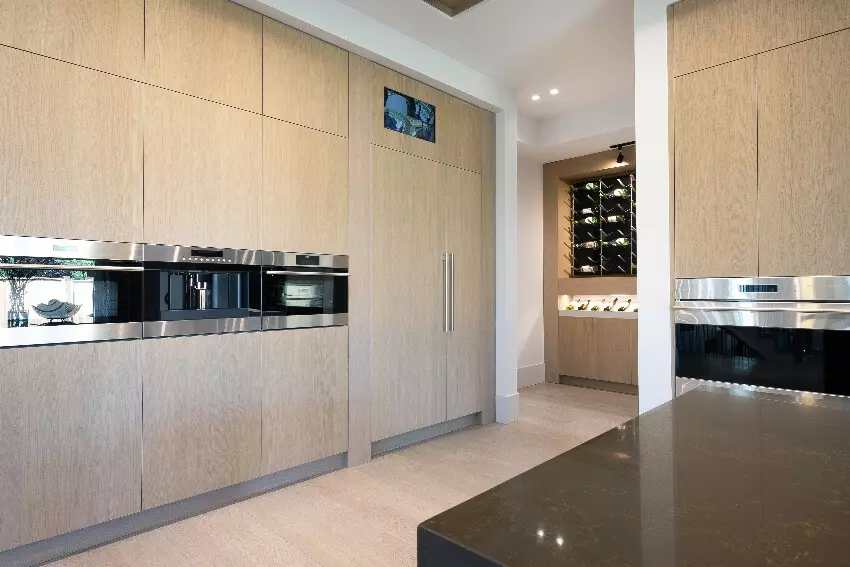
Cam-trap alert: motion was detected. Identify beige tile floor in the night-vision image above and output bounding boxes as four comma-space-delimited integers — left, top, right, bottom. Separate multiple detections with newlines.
50, 383, 637, 567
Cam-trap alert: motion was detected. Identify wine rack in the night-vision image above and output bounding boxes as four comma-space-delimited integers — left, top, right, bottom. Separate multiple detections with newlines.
570, 172, 636, 277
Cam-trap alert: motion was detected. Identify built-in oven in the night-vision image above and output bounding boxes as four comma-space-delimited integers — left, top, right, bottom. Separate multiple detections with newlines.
143, 244, 261, 338
675, 277, 850, 396
261, 252, 348, 330
0, 235, 143, 347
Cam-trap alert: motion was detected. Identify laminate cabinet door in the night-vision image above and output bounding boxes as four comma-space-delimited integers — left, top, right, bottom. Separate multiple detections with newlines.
447, 165, 484, 420
559, 317, 597, 379
262, 118, 348, 254
141, 333, 262, 509
0, 342, 141, 552
371, 147, 447, 441
0, 47, 143, 243
0, 0, 144, 79
629, 320, 639, 386
145, 0, 262, 112
262, 327, 348, 474
263, 19, 349, 137
143, 86, 262, 249
757, 31, 850, 276
596, 319, 632, 384
674, 57, 758, 277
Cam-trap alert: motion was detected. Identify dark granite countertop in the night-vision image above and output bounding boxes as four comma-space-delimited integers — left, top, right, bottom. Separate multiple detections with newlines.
418, 386, 850, 567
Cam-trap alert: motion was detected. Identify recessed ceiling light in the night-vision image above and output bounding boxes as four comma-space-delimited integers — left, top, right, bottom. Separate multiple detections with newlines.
549, 88, 559, 95
531, 94, 540, 101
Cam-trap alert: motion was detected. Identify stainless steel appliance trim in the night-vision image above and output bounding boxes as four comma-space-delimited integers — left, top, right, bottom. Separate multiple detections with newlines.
264, 270, 350, 277
674, 304, 850, 330
0, 322, 142, 348
261, 313, 349, 331
143, 244, 262, 266
0, 263, 143, 272
673, 301, 850, 313
143, 317, 261, 338
449, 252, 455, 332
262, 251, 349, 269
675, 276, 850, 302
0, 235, 142, 262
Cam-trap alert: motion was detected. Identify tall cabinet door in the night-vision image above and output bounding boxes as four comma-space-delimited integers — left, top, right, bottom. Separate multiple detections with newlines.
757, 30, 850, 276
446, 165, 484, 420
371, 146, 447, 442
673, 57, 758, 277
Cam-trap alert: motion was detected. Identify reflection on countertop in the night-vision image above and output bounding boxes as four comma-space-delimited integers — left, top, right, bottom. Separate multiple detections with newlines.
418, 386, 850, 567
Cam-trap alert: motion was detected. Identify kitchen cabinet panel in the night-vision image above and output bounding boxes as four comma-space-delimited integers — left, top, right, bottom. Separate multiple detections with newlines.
479, 109, 496, 423
596, 319, 632, 384
674, 57, 758, 278
262, 327, 348, 474
143, 86, 262, 249
629, 320, 638, 385
371, 147, 447, 441
262, 118, 348, 254
263, 19, 349, 137
671, 0, 850, 76
145, 0, 262, 112
0, 342, 141, 552
447, 165, 484, 420
0, 46, 143, 243
757, 31, 850, 276
0, 0, 144, 79
141, 333, 262, 509
559, 317, 597, 379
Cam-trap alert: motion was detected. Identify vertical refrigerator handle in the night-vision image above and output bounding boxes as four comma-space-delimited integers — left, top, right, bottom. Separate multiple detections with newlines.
443, 253, 450, 333
449, 252, 455, 332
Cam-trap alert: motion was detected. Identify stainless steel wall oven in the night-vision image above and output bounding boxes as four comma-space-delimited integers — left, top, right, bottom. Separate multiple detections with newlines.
261, 252, 348, 330
143, 244, 261, 338
675, 277, 850, 396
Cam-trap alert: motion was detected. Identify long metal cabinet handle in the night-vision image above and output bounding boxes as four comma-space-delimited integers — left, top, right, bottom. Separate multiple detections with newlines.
0, 263, 143, 272
443, 253, 450, 333
265, 270, 349, 276
449, 252, 455, 332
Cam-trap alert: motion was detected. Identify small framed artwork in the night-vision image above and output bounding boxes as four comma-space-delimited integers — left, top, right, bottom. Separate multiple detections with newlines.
383, 87, 436, 143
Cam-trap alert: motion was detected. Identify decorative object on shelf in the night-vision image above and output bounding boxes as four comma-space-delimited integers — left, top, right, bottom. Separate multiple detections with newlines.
604, 298, 619, 311
618, 299, 632, 311
32, 299, 82, 321
383, 87, 436, 143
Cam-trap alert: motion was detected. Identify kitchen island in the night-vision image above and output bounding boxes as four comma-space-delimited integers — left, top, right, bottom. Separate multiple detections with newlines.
418, 386, 850, 566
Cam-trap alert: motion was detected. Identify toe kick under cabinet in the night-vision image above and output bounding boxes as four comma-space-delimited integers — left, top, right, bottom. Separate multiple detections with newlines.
559, 316, 638, 386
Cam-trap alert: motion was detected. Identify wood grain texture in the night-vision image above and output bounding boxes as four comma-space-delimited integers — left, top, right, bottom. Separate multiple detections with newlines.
347, 54, 375, 466
143, 86, 262, 249
145, 0, 262, 112
141, 333, 262, 509
0, 46, 143, 242
262, 327, 349, 474
0, 0, 143, 79
0, 342, 141, 552
479, 109, 496, 424
371, 146, 447, 441
558, 277, 637, 296
557, 180, 572, 277
671, 0, 850, 77
559, 317, 597, 379
673, 57, 758, 277
757, 31, 850, 276
629, 319, 638, 385
263, 118, 348, 253
595, 319, 632, 384
263, 18, 349, 137
446, 165, 484, 420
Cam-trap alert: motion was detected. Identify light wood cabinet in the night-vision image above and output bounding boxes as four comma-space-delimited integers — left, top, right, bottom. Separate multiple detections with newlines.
671, 0, 850, 76
559, 317, 638, 386
143, 86, 262, 249
559, 317, 597, 379
757, 30, 850, 276
0, 0, 144, 79
446, 165, 484, 420
145, 0, 262, 112
674, 57, 758, 278
629, 320, 638, 385
0, 46, 143, 243
263, 19, 349, 137
371, 146, 447, 442
262, 327, 348, 474
141, 333, 262, 509
262, 118, 348, 253
0, 342, 141, 552
596, 319, 632, 384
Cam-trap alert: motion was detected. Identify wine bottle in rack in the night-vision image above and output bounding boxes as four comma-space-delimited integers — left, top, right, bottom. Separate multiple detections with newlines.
583, 182, 599, 191
604, 237, 630, 247
602, 214, 626, 223
604, 188, 629, 198
577, 265, 598, 274
575, 241, 599, 249
574, 217, 598, 225
604, 298, 619, 312
617, 299, 632, 312
579, 207, 595, 215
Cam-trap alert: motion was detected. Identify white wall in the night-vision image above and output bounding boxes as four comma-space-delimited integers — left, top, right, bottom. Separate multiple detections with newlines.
516, 154, 545, 388
634, 0, 674, 413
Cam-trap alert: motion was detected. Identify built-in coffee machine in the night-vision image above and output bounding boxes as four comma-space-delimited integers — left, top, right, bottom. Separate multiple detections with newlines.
143, 244, 261, 338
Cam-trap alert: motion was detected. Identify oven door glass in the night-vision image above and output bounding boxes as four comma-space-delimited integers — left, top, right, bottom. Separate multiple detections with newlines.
262, 271, 348, 316
676, 323, 850, 395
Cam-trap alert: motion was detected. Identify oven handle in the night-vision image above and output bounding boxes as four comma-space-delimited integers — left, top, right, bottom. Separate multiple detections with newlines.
0, 263, 143, 272
264, 270, 349, 277
674, 305, 850, 314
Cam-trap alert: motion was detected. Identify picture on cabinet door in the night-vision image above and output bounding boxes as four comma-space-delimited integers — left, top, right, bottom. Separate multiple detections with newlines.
384, 87, 436, 143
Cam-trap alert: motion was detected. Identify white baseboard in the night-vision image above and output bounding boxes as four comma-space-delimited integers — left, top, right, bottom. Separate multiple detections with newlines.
517, 363, 545, 389
496, 392, 520, 424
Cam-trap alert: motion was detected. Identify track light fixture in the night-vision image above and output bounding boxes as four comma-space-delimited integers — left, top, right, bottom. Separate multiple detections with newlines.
610, 141, 635, 166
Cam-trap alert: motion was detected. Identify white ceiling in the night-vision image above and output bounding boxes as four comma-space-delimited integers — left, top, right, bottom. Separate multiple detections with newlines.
336, 0, 635, 162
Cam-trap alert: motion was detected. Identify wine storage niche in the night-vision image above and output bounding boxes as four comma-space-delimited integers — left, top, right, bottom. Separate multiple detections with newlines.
570, 173, 636, 277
